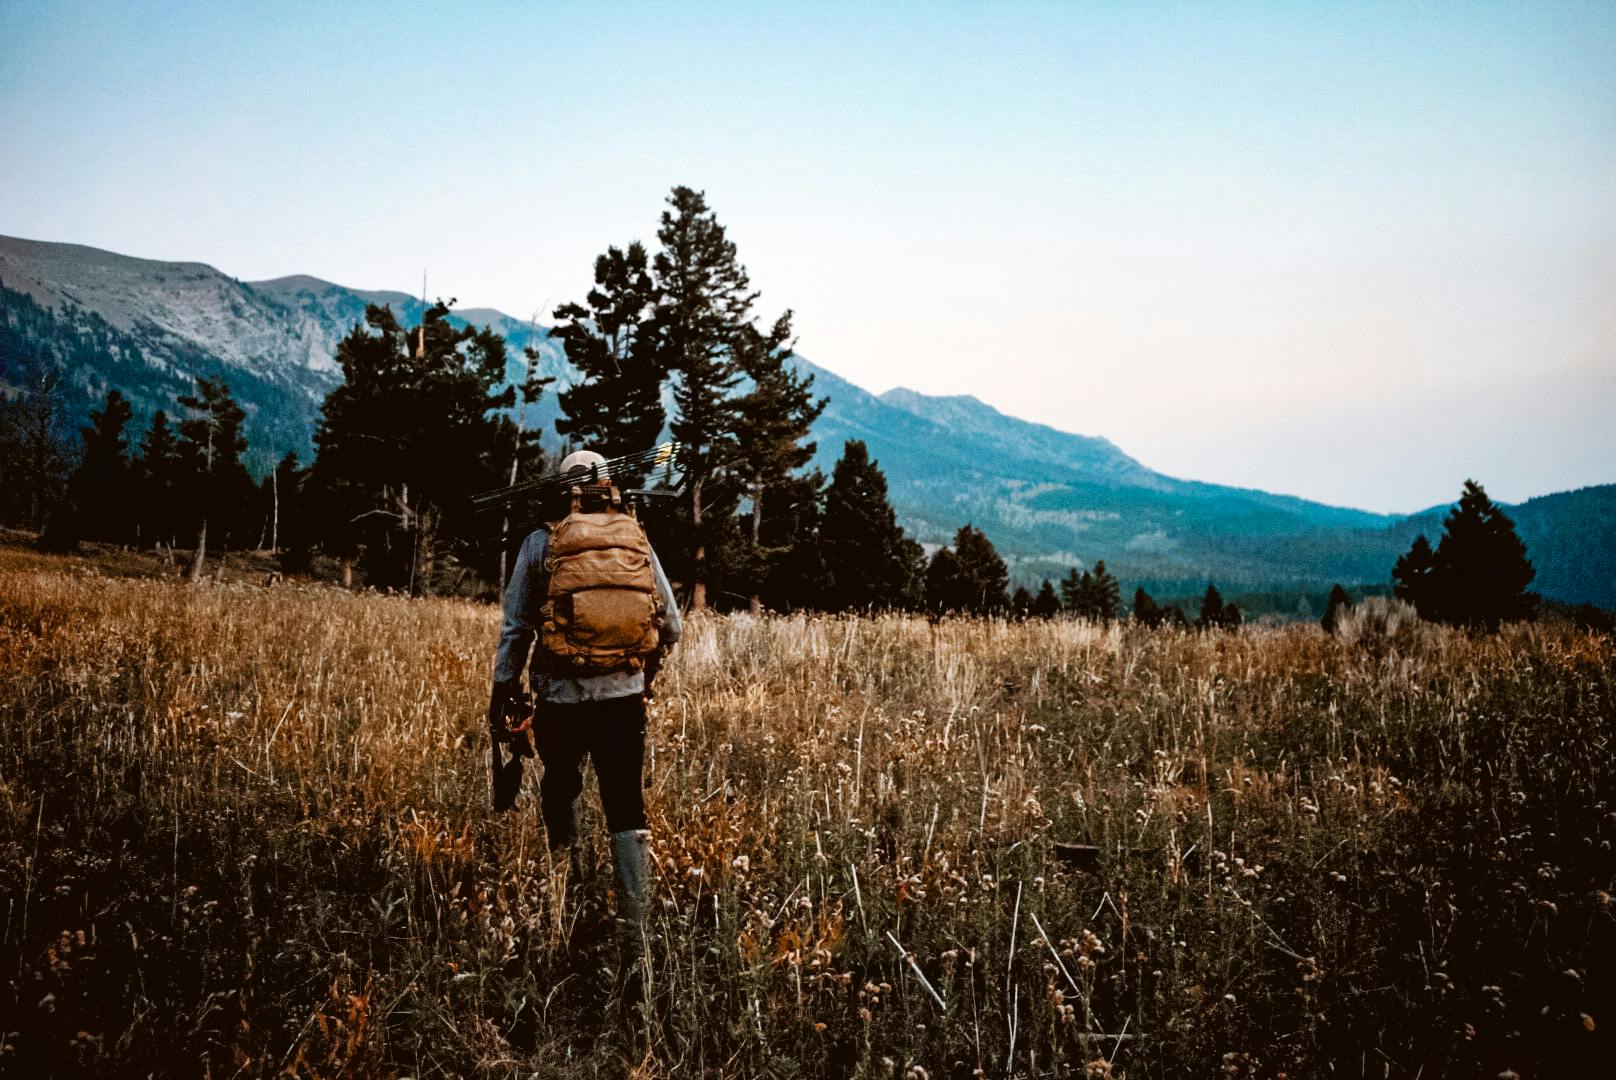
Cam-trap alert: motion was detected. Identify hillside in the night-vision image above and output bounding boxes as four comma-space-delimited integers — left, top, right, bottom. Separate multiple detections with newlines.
2, 234, 1610, 605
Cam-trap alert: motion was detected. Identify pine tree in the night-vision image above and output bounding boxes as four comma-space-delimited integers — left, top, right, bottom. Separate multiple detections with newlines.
56, 389, 135, 547
1430, 480, 1537, 628
925, 547, 967, 613
652, 187, 754, 610
1033, 579, 1061, 618
1089, 560, 1121, 624
1132, 587, 1163, 627
311, 302, 513, 594
732, 315, 827, 613
1059, 566, 1083, 613
0, 369, 70, 532
176, 378, 251, 582
1392, 534, 1437, 618
820, 440, 918, 611
1197, 584, 1226, 630
136, 410, 182, 549
1075, 570, 1096, 619
1011, 585, 1034, 618
951, 525, 1011, 613
1321, 583, 1352, 635
753, 470, 831, 611
552, 241, 663, 459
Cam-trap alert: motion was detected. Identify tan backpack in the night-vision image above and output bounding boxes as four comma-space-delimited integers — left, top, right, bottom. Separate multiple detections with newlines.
538, 502, 663, 677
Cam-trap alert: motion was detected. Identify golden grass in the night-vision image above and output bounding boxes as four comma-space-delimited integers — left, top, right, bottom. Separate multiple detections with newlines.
1, 543, 1612, 1077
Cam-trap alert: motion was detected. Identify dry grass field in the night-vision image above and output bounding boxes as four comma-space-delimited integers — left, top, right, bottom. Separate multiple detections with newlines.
1, 543, 1612, 1078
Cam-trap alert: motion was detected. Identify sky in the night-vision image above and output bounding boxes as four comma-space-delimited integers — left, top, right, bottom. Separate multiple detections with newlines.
2, 0, 1612, 514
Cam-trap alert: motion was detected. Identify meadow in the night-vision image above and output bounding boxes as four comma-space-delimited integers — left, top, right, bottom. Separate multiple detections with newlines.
0, 544, 1611, 1078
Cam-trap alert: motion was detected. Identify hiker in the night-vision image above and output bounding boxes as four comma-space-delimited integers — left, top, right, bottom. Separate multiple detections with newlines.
489, 448, 682, 957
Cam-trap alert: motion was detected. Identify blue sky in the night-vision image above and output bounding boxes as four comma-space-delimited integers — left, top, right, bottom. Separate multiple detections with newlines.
3, 0, 1612, 512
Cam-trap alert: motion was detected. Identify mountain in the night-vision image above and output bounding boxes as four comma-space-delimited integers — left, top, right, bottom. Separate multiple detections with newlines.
0, 236, 570, 468
3, 234, 1611, 607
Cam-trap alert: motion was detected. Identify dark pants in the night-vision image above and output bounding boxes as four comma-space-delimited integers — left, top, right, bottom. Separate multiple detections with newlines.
535, 693, 648, 842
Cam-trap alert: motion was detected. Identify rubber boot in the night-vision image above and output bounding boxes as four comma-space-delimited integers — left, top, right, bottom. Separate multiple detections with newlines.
612, 828, 652, 952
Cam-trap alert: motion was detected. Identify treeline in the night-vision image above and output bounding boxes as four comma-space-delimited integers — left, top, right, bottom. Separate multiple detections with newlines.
0, 187, 1591, 632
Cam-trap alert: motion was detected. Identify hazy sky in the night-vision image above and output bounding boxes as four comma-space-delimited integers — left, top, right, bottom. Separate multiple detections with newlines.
3, 1, 1612, 513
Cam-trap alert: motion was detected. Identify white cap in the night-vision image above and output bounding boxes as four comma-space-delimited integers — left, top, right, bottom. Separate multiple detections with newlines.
559, 449, 608, 484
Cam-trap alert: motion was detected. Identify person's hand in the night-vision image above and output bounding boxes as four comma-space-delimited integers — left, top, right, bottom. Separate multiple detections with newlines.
489, 681, 534, 748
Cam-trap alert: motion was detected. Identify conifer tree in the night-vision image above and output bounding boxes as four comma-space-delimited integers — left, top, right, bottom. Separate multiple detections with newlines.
177, 378, 251, 582
1429, 480, 1537, 628
951, 524, 1011, 613
1392, 534, 1437, 618
552, 242, 663, 459
752, 470, 831, 611
732, 315, 826, 613
1089, 560, 1121, 623
1033, 579, 1061, 618
59, 389, 135, 546
1132, 586, 1163, 627
820, 440, 917, 611
1011, 585, 1034, 618
136, 410, 182, 549
652, 186, 754, 610
0, 369, 69, 533
1197, 584, 1226, 630
925, 547, 967, 613
1321, 583, 1352, 635
311, 302, 512, 594
1059, 566, 1083, 613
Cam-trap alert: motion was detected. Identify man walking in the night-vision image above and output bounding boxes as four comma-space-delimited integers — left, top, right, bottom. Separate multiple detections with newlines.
489, 448, 682, 961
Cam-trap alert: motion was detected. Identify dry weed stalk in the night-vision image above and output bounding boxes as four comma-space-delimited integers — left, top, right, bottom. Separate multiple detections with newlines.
0, 545, 1611, 1076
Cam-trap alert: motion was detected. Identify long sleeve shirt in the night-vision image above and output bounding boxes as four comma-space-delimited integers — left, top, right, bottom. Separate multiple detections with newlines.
493, 526, 682, 703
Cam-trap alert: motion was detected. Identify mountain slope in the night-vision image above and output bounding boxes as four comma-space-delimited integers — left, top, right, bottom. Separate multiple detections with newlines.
2, 234, 1609, 605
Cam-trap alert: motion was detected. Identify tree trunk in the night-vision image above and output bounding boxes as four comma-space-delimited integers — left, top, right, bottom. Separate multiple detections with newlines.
411, 504, 438, 598
690, 478, 707, 612
340, 557, 354, 589
187, 518, 208, 583
270, 467, 279, 554
749, 481, 763, 615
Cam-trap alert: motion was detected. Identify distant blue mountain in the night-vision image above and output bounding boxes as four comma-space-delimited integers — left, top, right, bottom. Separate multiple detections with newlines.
3, 234, 1610, 607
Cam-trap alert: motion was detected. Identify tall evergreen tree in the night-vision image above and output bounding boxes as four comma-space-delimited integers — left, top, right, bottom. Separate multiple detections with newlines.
1011, 585, 1034, 618
1088, 560, 1121, 623
57, 389, 135, 546
753, 470, 831, 612
0, 369, 70, 532
552, 242, 664, 459
652, 186, 754, 610
1059, 566, 1083, 613
1428, 480, 1537, 628
925, 547, 967, 613
819, 440, 917, 611
1392, 534, 1437, 618
136, 410, 182, 549
1032, 579, 1061, 618
1197, 584, 1227, 630
176, 378, 251, 582
1132, 586, 1163, 627
311, 302, 513, 595
732, 315, 827, 613
951, 524, 1010, 613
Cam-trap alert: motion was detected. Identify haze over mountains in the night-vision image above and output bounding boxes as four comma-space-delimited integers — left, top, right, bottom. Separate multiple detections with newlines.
2, 234, 1611, 608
